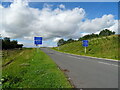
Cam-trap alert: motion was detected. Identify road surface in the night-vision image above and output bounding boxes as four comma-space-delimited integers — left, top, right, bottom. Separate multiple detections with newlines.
41, 48, 118, 88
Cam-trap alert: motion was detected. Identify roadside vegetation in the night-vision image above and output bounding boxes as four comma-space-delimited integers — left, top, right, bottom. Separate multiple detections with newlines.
2, 37, 23, 50
53, 29, 119, 60
2, 48, 72, 88
57, 29, 116, 46
2, 49, 23, 66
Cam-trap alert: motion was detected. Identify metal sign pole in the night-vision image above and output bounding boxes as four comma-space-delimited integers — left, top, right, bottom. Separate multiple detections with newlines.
85, 47, 86, 54
82, 40, 88, 54
35, 44, 39, 53
34, 37, 42, 53
37, 45, 39, 53
38, 45, 40, 52
36, 44, 38, 53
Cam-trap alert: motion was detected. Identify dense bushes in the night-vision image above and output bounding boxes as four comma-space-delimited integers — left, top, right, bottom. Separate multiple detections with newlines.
78, 33, 99, 41
57, 38, 75, 46
99, 29, 115, 36
57, 29, 115, 46
1, 37, 23, 50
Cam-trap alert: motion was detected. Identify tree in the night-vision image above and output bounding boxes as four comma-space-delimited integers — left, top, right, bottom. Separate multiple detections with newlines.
3, 37, 11, 49
17, 44, 23, 49
99, 29, 115, 36
66, 38, 74, 43
4, 37, 10, 42
2, 37, 23, 50
78, 33, 99, 41
57, 39, 65, 46
10, 40, 18, 49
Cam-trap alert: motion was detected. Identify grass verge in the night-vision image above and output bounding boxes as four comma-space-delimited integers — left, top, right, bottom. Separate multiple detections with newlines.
2, 48, 72, 88
52, 35, 119, 60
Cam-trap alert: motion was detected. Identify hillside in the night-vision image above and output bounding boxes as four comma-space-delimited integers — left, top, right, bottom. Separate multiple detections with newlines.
53, 35, 120, 60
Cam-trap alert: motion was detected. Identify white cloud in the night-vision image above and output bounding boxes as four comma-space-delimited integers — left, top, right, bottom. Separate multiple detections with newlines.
0, 0, 118, 47
106, 20, 118, 33
59, 4, 65, 9
79, 14, 117, 33
0, 1, 86, 41
18, 40, 34, 47
53, 37, 62, 42
81, 32, 90, 36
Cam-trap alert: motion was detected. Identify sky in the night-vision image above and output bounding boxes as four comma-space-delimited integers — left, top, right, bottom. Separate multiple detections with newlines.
1, 0, 120, 2
0, 0, 118, 47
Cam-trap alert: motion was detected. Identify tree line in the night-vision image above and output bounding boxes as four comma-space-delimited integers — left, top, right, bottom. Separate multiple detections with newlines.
1, 37, 23, 50
57, 29, 115, 46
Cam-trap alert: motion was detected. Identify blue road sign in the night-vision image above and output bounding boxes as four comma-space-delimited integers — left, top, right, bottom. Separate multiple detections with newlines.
82, 40, 88, 47
34, 37, 42, 45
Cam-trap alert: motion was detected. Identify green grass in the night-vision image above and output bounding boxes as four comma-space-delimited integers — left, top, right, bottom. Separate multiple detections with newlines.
53, 35, 119, 60
2, 48, 72, 88
2, 49, 23, 65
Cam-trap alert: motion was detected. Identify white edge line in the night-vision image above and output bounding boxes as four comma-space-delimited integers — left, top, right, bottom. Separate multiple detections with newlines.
52, 49, 119, 67
98, 61, 119, 67
53, 50, 119, 62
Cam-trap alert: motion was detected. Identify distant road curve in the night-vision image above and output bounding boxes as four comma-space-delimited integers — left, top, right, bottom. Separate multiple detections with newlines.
41, 48, 118, 89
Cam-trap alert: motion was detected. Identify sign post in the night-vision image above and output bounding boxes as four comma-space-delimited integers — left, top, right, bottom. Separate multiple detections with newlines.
82, 40, 88, 54
34, 37, 42, 52
85, 47, 86, 54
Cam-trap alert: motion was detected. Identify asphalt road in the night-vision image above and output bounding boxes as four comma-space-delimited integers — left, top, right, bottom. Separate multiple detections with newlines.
41, 48, 118, 88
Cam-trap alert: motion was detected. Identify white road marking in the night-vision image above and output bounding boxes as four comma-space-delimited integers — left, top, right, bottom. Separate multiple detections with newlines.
98, 61, 118, 67
67, 55, 81, 59
68, 54, 119, 67
55, 50, 118, 62
66, 54, 99, 63
56, 51, 119, 67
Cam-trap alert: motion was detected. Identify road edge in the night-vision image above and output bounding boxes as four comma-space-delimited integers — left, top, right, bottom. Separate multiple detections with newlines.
51, 48, 119, 62
40, 48, 75, 88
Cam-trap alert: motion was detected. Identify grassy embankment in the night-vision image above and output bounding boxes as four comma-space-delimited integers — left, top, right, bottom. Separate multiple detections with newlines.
53, 35, 119, 60
2, 48, 72, 88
